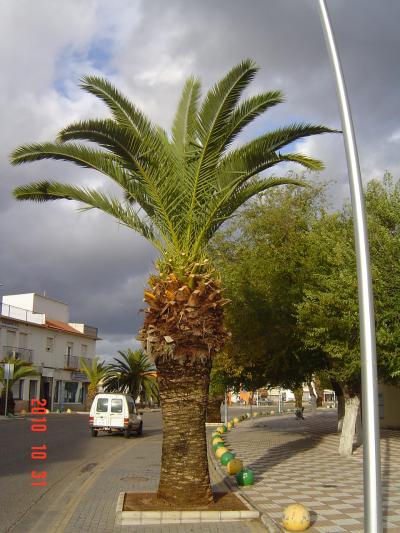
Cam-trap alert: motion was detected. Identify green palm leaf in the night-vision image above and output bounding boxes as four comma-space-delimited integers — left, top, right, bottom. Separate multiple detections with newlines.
172, 76, 201, 156
10, 59, 336, 272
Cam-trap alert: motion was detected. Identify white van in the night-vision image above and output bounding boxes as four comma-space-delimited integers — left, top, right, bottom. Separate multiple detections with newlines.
89, 393, 143, 438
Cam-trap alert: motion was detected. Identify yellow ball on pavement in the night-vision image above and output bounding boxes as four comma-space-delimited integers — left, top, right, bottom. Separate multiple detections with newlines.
66, 408, 72, 414
226, 458, 243, 475
215, 446, 229, 459
233, 417, 239, 424
282, 504, 310, 531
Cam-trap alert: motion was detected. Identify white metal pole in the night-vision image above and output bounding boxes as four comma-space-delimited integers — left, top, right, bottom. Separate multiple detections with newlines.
317, 2, 382, 531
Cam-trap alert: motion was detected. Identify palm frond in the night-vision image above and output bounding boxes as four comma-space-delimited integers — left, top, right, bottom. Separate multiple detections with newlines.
13, 180, 161, 247
217, 124, 335, 187
193, 177, 306, 253
57, 119, 143, 169
221, 90, 284, 151
80, 75, 154, 136
172, 76, 201, 156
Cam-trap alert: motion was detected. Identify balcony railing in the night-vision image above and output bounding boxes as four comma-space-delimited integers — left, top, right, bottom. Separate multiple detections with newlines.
2, 346, 33, 363
0, 303, 45, 325
64, 355, 92, 369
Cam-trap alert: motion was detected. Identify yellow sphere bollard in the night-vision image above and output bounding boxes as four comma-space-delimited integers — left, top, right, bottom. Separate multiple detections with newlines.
252, 412, 258, 417
227, 421, 233, 429
233, 417, 239, 424
215, 446, 229, 459
226, 458, 243, 475
66, 408, 72, 414
282, 504, 310, 531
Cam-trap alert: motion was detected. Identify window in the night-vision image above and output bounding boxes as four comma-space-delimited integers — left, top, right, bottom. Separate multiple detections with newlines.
66, 342, 73, 356
63, 382, 78, 403
29, 380, 37, 400
12, 379, 24, 400
46, 337, 54, 352
79, 385, 85, 404
81, 344, 88, 357
111, 399, 123, 413
19, 379, 24, 400
19, 333, 28, 349
96, 398, 109, 412
54, 381, 60, 403
6, 330, 16, 349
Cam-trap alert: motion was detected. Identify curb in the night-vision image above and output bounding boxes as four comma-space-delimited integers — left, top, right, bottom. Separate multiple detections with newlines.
115, 491, 259, 525
208, 424, 285, 532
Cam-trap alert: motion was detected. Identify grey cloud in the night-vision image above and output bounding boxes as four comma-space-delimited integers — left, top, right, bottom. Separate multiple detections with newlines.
1, 0, 399, 358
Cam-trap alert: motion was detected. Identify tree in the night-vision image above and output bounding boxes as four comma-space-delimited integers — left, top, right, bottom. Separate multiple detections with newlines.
10, 59, 333, 505
80, 356, 108, 411
103, 349, 158, 404
207, 351, 244, 423
211, 183, 329, 394
297, 174, 400, 455
0, 358, 39, 414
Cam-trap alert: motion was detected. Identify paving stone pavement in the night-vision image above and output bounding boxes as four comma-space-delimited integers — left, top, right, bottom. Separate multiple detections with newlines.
218, 410, 400, 532
62, 431, 266, 533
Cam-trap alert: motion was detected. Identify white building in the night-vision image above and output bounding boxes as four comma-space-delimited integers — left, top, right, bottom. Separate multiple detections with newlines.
0, 293, 99, 411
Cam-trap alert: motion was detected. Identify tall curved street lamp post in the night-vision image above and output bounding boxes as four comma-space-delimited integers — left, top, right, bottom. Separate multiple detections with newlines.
317, 1, 382, 531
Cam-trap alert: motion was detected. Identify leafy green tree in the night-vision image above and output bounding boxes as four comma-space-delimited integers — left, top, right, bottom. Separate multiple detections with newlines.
211, 182, 329, 393
103, 349, 158, 404
80, 356, 108, 411
297, 174, 400, 455
10, 59, 332, 505
0, 358, 39, 414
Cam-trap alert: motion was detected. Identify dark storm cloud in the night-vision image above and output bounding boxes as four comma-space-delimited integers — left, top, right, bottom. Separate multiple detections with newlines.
1, 0, 399, 357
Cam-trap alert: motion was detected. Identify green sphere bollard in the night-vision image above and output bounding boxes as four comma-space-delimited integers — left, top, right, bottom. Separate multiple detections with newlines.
213, 441, 226, 452
220, 451, 236, 466
236, 468, 255, 486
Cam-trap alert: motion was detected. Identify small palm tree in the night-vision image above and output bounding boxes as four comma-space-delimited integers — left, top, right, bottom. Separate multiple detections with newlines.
103, 349, 159, 405
10, 59, 334, 505
0, 357, 39, 414
80, 357, 107, 410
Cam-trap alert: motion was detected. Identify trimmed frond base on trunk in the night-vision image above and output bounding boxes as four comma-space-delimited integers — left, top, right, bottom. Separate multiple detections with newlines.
139, 271, 230, 363
139, 271, 229, 506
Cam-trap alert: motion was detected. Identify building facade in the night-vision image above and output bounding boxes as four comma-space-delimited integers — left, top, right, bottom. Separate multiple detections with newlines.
0, 293, 99, 412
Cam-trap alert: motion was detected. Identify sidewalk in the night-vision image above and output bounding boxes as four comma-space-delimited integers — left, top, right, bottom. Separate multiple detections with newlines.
216, 410, 400, 532
43, 431, 265, 533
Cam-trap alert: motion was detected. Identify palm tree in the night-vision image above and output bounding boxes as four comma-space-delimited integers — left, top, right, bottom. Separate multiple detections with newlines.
0, 357, 39, 414
80, 356, 107, 411
103, 349, 158, 405
10, 59, 334, 505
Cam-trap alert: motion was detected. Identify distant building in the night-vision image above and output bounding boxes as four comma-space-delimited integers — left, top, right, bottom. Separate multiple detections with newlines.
0, 293, 99, 411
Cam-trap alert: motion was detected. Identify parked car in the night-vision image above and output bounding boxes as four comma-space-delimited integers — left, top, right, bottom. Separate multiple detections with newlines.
89, 393, 143, 438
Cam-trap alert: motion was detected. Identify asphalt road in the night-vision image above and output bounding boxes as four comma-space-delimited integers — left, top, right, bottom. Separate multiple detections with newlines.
0, 411, 162, 533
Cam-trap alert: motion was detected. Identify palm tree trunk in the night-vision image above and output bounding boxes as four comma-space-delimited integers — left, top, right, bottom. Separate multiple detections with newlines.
156, 354, 213, 507
85, 385, 97, 411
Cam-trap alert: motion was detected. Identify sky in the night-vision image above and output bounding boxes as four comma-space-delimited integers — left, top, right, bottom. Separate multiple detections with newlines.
1, 0, 399, 361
